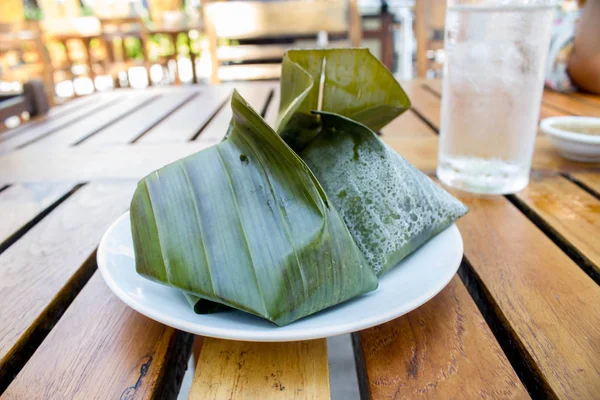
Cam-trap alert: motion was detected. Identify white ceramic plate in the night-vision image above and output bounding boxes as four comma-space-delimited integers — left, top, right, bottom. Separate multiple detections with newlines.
97, 212, 463, 342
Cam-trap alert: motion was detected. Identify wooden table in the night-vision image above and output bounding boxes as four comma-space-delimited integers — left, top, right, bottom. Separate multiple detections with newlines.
0, 80, 598, 399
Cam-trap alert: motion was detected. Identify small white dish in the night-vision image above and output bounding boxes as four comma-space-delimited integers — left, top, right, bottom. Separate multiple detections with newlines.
97, 212, 463, 342
540, 116, 600, 162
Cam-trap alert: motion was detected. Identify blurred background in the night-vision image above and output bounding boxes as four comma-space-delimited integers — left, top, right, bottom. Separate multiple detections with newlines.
0, 0, 581, 129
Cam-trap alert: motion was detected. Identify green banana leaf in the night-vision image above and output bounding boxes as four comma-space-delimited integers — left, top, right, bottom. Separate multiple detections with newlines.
300, 112, 468, 275
276, 48, 411, 152
275, 49, 467, 276
130, 90, 378, 327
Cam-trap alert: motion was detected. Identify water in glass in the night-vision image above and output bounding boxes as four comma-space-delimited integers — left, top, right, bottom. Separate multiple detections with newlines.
437, 2, 555, 194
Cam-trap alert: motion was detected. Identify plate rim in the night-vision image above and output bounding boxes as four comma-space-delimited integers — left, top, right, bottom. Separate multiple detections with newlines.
97, 212, 462, 342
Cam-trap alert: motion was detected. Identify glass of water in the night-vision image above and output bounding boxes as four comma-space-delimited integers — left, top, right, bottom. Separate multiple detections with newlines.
437, 0, 556, 194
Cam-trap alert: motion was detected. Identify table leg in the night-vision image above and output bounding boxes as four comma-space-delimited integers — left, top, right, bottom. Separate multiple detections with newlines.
171, 32, 181, 85
380, 11, 394, 72
82, 37, 95, 90
61, 38, 78, 97
187, 33, 198, 84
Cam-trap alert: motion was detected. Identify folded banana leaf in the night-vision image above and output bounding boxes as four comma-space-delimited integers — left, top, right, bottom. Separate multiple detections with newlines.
130, 90, 378, 327
276, 48, 411, 151
276, 49, 467, 275
300, 112, 468, 275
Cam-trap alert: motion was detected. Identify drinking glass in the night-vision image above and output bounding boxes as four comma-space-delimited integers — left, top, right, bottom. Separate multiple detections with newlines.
437, 0, 556, 194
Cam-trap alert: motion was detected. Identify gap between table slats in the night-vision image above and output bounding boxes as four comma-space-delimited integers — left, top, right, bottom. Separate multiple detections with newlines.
445, 187, 600, 399
263, 84, 280, 128
0, 93, 125, 153
78, 91, 200, 146
508, 174, 600, 284
567, 172, 600, 198
23, 93, 158, 148
352, 276, 528, 399
0, 182, 136, 394
0, 94, 105, 141
138, 86, 232, 144
0, 182, 79, 255
194, 84, 273, 143
540, 90, 600, 117
2, 273, 193, 400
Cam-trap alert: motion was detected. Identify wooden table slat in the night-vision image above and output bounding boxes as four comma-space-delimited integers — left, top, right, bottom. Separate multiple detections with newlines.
399, 81, 441, 129
381, 109, 437, 137
0, 95, 100, 141
190, 338, 330, 400
0, 143, 216, 182
81, 92, 200, 146
138, 86, 232, 144
571, 92, 600, 106
0, 182, 136, 389
0, 94, 121, 153
453, 190, 600, 399
515, 174, 600, 279
541, 90, 600, 117
539, 104, 569, 119
26, 93, 155, 148
571, 172, 600, 196
354, 276, 528, 399
2, 273, 193, 400
423, 79, 442, 95
0, 182, 75, 247
195, 85, 272, 143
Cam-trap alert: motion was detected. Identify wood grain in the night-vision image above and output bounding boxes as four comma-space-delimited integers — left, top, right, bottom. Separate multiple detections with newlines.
80, 92, 198, 146
515, 174, 600, 277
26, 93, 156, 148
571, 172, 600, 195
541, 90, 600, 117
0, 143, 217, 182
0, 93, 122, 153
355, 276, 528, 399
424, 79, 442, 94
3, 273, 193, 400
381, 109, 437, 137
571, 92, 600, 107
451, 189, 600, 399
0, 182, 75, 245
399, 81, 441, 129
196, 84, 272, 142
139, 86, 232, 144
0, 94, 99, 141
190, 338, 330, 400
0, 182, 136, 387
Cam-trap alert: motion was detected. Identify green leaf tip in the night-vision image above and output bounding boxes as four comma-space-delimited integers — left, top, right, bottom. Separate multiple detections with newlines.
276, 48, 411, 151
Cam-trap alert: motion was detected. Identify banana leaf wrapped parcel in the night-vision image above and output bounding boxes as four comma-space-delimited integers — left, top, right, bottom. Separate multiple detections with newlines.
130, 49, 467, 327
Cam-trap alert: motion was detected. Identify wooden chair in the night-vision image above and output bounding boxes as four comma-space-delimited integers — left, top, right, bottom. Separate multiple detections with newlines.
37, 0, 102, 95
0, 21, 56, 104
0, 80, 49, 128
96, 16, 153, 87
414, 0, 446, 78
202, 0, 362, 83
